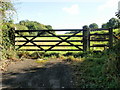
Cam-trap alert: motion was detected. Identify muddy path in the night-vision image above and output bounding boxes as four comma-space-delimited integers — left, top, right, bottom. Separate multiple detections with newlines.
2, 59, 75, 89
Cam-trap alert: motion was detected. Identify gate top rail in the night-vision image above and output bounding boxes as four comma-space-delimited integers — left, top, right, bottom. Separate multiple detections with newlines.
15, 28, 109, 32
15, 29, 83, 32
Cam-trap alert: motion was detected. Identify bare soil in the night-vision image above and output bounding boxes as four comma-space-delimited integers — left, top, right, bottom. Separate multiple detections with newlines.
2, 59, 75, 89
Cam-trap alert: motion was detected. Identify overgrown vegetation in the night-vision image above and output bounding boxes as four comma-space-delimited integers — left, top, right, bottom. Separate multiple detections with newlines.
0, 0, 17, 60
72, 40, 120, 88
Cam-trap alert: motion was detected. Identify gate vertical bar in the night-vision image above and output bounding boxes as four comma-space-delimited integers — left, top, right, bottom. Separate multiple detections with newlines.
109, 28, 113, 49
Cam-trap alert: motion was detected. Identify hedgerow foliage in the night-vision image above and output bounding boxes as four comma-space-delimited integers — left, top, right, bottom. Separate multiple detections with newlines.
0, 0, 17, 60
1, 23, 17, 60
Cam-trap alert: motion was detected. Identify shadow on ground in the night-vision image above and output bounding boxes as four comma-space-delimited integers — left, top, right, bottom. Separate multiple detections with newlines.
2, 61, 75, 89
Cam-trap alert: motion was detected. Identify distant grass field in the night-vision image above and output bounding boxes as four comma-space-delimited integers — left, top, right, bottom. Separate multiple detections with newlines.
15, 29, 119, 53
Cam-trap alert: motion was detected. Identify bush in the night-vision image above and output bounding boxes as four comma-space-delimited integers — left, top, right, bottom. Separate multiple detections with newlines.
103, 41, 120, 87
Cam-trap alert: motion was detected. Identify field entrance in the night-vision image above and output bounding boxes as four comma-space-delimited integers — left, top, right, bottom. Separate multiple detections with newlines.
15, 28, 113, 52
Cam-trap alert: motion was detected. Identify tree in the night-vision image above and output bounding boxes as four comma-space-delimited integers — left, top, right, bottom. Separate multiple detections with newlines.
101, 18, 120, 29
89, 23, 98, 29
101, 23, 108, 29
0, 0, 16, 23
45, 25, 52, 30
15, 24, 29, 36
107, 18, 120, 28
19, 20, 26, 26
83, 25, 89, 29
45, 25, 55, 34
18, 20, 54, 36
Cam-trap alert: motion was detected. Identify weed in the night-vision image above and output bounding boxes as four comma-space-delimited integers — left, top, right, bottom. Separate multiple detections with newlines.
30, 52, 44, 59
17, 51, 30, 59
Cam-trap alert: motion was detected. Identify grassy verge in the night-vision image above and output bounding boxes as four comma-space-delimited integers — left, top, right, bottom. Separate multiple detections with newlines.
71, 41, 120, 88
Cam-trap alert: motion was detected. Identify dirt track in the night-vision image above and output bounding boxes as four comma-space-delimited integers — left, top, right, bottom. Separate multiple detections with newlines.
2, 59, 75, 89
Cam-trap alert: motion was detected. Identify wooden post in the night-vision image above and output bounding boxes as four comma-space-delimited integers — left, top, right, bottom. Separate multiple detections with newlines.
83, 26, 89, 52
87, 28, 90, 51
109, 28, 113, 49
9, 27, 15, 48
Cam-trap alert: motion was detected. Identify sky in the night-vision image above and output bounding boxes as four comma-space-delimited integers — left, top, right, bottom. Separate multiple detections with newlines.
13, 0, 119, 30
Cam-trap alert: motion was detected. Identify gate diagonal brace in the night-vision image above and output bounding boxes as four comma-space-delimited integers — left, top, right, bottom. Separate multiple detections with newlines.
16, 32, 44, 50
45, 30, 82, 52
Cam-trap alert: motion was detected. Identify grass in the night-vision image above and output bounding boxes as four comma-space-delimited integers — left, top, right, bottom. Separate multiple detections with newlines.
70, 40, 120, 88
35, 59, 48, 63
71, 51, 120, 88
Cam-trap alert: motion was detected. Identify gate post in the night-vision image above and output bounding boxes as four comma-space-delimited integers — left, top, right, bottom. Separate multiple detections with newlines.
83, 26, 90, 52
109, 28, 113, 49
87, 28, 90, 51
9, 27, 15, 49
